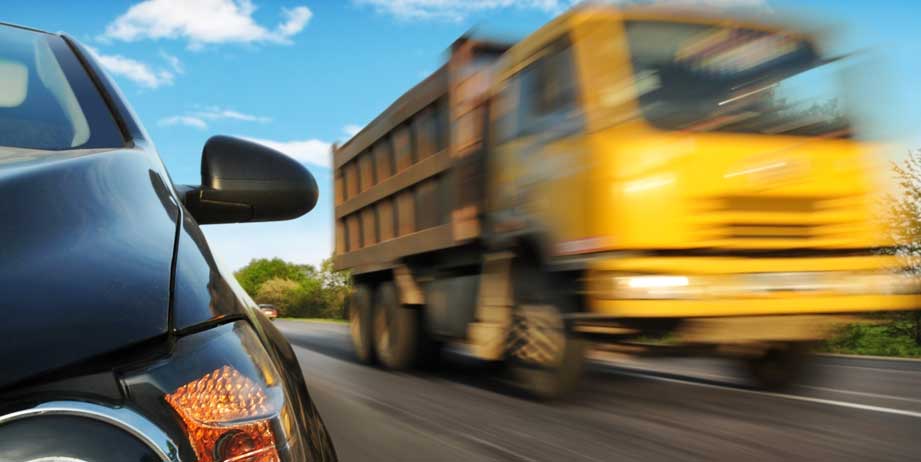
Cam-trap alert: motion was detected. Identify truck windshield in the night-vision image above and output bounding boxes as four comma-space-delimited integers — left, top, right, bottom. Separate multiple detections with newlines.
0, 24, 123, 151
625, 21, 850, 138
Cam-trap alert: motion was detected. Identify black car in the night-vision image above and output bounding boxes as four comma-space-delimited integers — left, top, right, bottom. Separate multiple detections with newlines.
0, 23, 337, 461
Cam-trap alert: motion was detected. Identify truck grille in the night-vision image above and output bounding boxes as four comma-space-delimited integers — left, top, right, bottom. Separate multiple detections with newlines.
721, 195, 817, 213
723, 222, 814, 240
692, 195, 865, 248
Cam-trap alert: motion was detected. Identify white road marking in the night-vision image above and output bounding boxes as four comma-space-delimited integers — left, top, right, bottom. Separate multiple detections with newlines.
607, 365, 921, 420
800, 385, 921, 405
594, 356, 921, 409
820, 363, 920, 375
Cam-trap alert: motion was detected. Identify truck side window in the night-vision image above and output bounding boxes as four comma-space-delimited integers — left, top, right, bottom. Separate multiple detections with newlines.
494, 80, 517, 144
537, 45, 578, 117
517, 65, 540, 136
515, 39, 580, 139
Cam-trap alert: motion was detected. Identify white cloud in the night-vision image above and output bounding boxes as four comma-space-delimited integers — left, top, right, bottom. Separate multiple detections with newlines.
159, 106, 270, 129
243, 137, 332, 168
86, 46, 174, 89
354, 0, 566, 20
343, 124, 362, 137
158, 115, 207, 129
104, 0, 313, 48
195, 106, 272, 123
159, 50, 184, 74
278, 6, 313, 37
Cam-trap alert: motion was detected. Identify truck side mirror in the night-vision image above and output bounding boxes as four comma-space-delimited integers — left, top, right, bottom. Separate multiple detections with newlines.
180, 135, 318, 225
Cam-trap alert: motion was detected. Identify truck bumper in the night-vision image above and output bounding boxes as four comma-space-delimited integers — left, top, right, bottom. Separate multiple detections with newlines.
590, 293, 919, 318
584, 255, 920, 318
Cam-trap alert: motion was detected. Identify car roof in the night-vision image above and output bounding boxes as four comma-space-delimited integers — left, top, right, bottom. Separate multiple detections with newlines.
0, 21, 56, 36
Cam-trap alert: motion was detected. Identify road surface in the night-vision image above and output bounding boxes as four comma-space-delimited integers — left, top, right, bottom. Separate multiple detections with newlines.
277, 320, 921, 461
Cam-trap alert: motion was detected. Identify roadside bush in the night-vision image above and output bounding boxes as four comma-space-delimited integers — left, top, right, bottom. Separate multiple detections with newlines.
255, 278, 301, 317
236, 258, 311, 295
823, 322, 921, 357
236, 256, 350, 319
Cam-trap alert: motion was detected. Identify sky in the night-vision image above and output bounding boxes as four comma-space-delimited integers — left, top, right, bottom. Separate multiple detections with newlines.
3, 0, 920, 270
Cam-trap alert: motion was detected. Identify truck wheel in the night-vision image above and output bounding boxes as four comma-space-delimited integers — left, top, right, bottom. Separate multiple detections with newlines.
373, 281, 420, 370
745, 342, 811, 391
349, 285, 375, 364
506, 265, 586, 399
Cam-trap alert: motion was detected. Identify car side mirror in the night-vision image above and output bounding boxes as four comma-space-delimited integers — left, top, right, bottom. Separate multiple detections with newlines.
179, 135, 318, 225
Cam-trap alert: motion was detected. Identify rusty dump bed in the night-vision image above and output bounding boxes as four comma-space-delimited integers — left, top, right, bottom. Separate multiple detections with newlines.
332, 38, 511, 275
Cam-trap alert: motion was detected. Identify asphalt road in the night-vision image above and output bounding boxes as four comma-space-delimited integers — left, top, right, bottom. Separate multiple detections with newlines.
277, 320, 921, 462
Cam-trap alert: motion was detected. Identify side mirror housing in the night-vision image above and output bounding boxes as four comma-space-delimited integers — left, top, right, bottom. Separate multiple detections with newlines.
181, 135, 318, 225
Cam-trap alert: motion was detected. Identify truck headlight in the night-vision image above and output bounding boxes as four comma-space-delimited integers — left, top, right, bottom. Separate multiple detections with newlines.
123, 321, 297, 462
595, 270, 921, 300
845, 271, 921, 295
613, 275, 694, 299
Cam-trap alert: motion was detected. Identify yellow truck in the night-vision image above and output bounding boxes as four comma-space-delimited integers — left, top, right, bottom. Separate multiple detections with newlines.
333, 4, 919, 397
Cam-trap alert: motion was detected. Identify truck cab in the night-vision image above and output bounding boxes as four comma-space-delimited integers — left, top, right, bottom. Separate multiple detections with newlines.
486, 6, 918, 387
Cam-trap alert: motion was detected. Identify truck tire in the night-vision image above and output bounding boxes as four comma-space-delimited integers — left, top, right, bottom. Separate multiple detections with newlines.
373, 281, 420, 370
506, 263, 586, 399
349, 285, 375, 364
745, 342, 811, 391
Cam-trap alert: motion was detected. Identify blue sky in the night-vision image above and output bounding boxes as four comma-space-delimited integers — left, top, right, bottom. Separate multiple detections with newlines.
3, 0, 920, 269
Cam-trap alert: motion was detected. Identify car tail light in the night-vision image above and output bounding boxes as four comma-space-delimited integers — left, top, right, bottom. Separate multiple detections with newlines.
121, 322, 298, 462
165, 365, 282, 462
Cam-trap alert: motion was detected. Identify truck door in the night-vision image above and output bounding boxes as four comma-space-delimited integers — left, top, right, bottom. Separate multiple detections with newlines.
489, 37, 589, 253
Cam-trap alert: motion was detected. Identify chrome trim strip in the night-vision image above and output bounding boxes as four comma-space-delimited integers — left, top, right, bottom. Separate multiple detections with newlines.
0, 401, 180, 461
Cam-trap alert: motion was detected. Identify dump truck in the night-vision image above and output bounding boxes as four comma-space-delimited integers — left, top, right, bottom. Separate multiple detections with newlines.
333, 5, 919, 397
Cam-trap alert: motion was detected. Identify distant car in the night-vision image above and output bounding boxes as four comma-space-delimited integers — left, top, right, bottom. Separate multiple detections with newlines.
260, 304, 280, 320
0, 23, 337, 461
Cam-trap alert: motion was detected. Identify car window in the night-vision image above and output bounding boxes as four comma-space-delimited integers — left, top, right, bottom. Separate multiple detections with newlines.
0, 25, 124, 151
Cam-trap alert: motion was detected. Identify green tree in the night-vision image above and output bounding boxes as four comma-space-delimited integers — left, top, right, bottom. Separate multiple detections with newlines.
886, 149, 921, 345
235, 256, 351, 319
235, 258, 311, 295
317, 257, 351, 319
255, 278, 301, 317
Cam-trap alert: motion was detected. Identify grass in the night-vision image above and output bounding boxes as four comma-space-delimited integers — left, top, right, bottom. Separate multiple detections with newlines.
278, 317, 348, 325
822, 323, 921, 358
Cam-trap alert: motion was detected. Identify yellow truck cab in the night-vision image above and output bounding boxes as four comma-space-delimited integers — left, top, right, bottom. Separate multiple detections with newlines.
487, 5, 919, 387
335, 4, 919, 398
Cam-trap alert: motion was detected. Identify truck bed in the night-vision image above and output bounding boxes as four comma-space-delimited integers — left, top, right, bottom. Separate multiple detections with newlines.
332, 38, 508, 275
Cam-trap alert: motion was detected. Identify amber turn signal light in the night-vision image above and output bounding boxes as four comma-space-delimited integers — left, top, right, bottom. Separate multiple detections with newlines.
165, 365, 281, 462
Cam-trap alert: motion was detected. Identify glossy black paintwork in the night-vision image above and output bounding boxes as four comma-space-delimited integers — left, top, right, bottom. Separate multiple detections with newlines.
0, 28, 177, 390
184, 135, 319, 225
0, 147, 179, 389
0, 415, 160, 461
1, 26, 336, 460
172, 209, 250, 330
